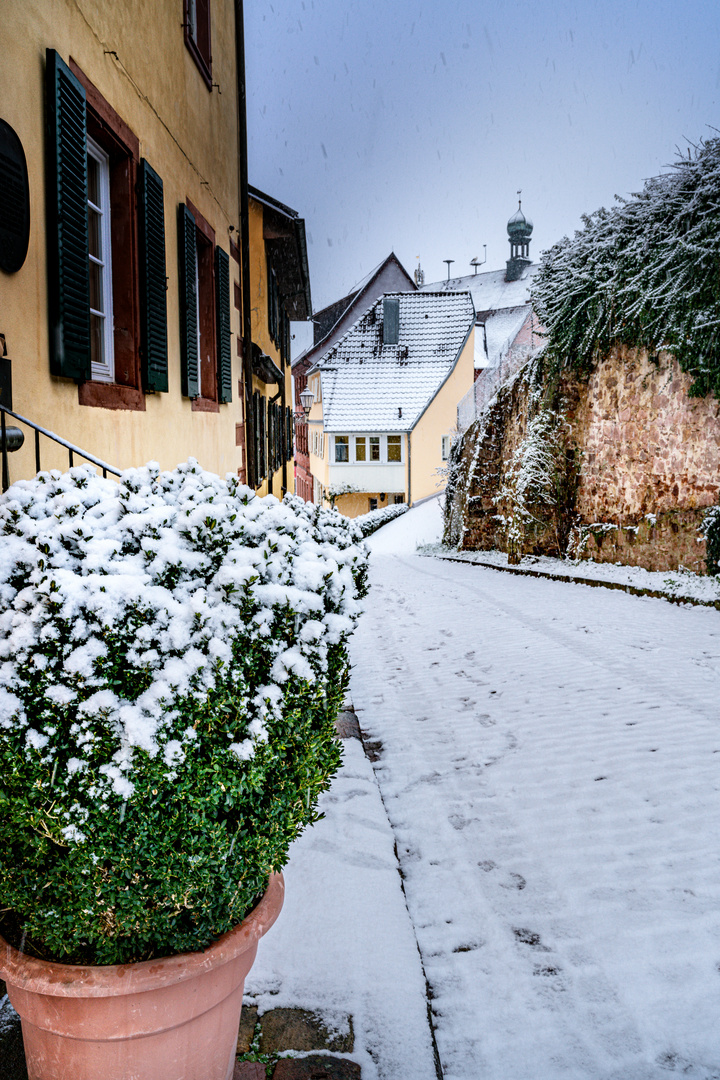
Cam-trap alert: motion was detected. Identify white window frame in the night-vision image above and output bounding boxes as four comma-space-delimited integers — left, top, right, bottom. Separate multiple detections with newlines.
441, 435, 452, 461
386, 434, 402, 463
87, 137, 114, 383
346, 434, 405, 464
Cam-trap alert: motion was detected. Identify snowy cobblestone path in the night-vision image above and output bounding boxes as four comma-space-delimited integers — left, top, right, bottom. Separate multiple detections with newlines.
350, 551, 720, 1080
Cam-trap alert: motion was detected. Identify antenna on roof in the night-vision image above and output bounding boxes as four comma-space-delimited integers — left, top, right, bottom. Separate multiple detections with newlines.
470, 245, 487, 274
443, 259, 455, 282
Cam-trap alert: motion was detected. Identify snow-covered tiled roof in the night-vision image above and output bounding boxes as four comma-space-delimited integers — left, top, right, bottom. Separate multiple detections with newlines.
422, 263, 538, 312
315, 291, 475, 433
479, 305, 531, 367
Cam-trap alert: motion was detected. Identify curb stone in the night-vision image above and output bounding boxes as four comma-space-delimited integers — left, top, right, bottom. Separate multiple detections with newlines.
271, 1056, 361, 1079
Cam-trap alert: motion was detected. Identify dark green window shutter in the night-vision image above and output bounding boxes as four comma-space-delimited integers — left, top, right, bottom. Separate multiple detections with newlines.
139, 160, 168, 392
259, 394, 267, 479
286, 405, 293, 460
46, 50, 90, 380
214, 246, 232, 403
253, 390, 261, 480
253, 390, 267, 481
178, 203, 199, 398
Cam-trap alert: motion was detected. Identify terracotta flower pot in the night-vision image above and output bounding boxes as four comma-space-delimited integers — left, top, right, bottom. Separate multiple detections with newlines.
0, 872, 284, 1080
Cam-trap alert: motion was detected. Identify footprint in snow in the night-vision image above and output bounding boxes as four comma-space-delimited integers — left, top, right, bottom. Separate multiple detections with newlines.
453, 940, 485, 953
500, 872, 527, 891
513, 927, 551, 951
448, 813, 475, 831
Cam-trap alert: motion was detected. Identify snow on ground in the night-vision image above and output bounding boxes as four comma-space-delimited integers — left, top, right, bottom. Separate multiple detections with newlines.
434, 547, 720, 606
244, 736, 437, 1079
349, 501, 720, 1079
366, 495, 443, 554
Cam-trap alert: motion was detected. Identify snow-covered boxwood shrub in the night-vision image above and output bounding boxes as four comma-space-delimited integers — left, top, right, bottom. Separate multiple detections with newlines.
354, 503, 409, 537
0, 462, 367, 965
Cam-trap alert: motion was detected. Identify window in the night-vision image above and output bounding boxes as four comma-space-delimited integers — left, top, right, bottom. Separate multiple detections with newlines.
46, 52, 169, 410
87, 139, 114, 382
267, 259, 286, 361
355, 436, 366, 462
286, 406, 293, 460
253, 391, 267, 481
394, 495, 405, 505
441, 435, 452, 461
177, 201, 232, 410
335, 435, 349, 462
369, 498, 378, 512
387, 435, 402, 462
369, 436, 380, 462
267, 401, 286, 474
184, 0, 212, 90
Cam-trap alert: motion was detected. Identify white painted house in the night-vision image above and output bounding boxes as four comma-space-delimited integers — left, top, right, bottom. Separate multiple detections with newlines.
303, 290, 476, 516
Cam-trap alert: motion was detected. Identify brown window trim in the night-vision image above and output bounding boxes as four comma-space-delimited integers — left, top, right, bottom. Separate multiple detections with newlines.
69, 61, 140, 158
78, 383, 146, 411
186, 198, 218, 413
183, 0, 213, 91
70, 59, 145, 413
186, 198, 215, 246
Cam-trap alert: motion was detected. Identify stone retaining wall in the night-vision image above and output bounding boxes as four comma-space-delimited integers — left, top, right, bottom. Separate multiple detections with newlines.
450, 347, 720, 573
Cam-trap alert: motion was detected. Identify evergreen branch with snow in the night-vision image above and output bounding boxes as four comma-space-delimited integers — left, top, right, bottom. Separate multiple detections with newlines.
532, 136, 720, 396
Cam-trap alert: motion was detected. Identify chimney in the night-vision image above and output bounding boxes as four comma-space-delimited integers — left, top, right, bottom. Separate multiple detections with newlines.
382, 298, 400, 345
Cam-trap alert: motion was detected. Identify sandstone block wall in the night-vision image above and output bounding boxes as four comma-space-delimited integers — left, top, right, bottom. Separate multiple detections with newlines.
451, 347, 720, 573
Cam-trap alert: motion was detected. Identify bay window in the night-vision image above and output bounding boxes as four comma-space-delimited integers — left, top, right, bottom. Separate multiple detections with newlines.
329, 434, 404, 464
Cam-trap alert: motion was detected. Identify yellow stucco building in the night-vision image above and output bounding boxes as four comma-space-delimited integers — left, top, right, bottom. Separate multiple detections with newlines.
0, 0, 309, 499
304, 291, 476, 516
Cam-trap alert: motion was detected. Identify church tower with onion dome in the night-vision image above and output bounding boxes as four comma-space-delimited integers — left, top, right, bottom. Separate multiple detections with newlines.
505, 196, 533, 282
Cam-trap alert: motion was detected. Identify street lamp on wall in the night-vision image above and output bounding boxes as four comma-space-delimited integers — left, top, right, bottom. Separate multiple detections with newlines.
300, 388, 314, 417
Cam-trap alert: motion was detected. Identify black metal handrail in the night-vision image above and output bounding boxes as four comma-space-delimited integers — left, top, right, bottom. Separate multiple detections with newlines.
0, 404, 121, 493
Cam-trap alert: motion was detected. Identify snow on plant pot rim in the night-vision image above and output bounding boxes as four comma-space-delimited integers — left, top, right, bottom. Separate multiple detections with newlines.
0, 461, 367, 966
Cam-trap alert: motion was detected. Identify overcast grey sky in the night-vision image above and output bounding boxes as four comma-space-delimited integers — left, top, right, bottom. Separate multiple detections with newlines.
245, 0, 719, 316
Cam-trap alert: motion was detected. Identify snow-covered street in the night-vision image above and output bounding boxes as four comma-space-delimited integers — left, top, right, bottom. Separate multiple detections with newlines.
247, 498, 720, 1079
350, 500, 720, 1079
